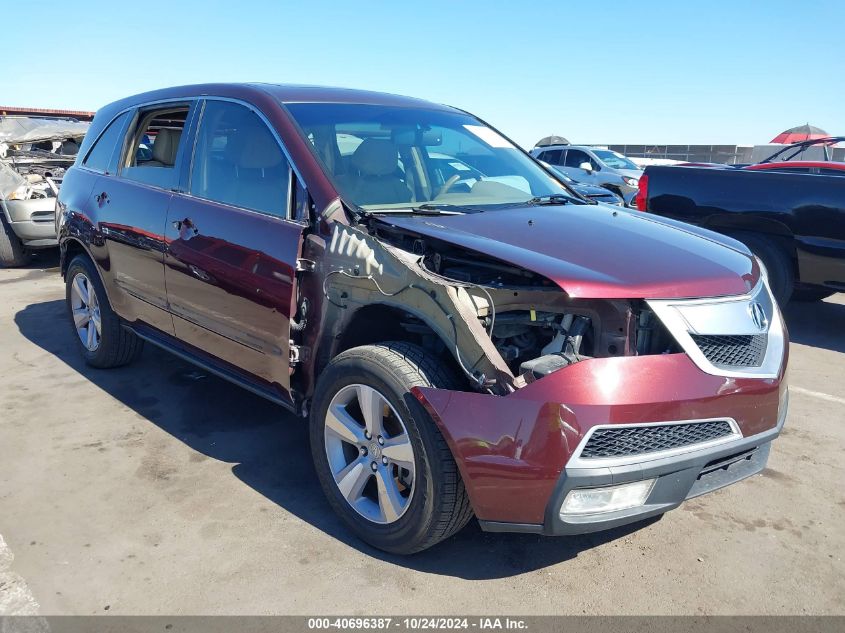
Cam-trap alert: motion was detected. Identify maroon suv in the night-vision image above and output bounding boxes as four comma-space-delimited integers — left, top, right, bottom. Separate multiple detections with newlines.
56, 84, 789, 554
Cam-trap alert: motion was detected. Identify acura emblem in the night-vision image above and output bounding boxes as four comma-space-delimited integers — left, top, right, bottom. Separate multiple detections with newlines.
748, 302, 768, 331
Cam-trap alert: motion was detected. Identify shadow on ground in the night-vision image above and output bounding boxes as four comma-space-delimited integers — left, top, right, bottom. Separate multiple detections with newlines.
0, 249, 60, 285
14, 296, 663, 578
782, 295, 844, 354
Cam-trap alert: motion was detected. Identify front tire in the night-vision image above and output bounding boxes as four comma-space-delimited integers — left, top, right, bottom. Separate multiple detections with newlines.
65, 255, 143, 368
310, 342, 473, 554
0, 213, 31, 267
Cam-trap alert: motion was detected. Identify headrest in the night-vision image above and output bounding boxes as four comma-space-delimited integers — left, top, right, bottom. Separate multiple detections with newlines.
152, 128, 181, 165
351, 138, 399, 177
239, 129, 283, 169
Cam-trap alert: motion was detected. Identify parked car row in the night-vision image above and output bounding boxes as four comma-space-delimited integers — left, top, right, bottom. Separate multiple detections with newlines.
54, 83, 789, 554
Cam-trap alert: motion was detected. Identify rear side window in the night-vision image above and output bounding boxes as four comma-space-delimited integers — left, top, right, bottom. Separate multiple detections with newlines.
121, 106, 190, 189
540, 149, 563, 165
189, 100, 290, 219
83, 111, 130, 173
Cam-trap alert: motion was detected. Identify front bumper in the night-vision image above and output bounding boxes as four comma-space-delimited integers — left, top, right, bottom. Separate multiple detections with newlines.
482, 392, 787, 535
414, 349, 788, 531
1, 198, 58, 246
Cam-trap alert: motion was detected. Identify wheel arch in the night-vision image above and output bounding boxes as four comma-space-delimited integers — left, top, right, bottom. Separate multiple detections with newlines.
311, 302, 468, 397
703, 215, 795, 242
61, 237, 116, 307
60, 237, 91, 278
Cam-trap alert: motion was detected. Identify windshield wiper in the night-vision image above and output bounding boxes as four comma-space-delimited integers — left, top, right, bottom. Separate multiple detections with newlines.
368, 203, 484, 216
525, 194, 578, 206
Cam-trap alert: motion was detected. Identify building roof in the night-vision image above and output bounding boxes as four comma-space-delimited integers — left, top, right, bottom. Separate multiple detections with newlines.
0, 106, 95, 121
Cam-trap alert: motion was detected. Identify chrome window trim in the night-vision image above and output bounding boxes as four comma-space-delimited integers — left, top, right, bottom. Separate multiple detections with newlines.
646, 279, 785, 379
567, 417, 743, 469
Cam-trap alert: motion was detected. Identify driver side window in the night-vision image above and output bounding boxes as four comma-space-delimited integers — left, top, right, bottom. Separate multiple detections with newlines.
564, 149, 592, 169
189, 100, 291, 219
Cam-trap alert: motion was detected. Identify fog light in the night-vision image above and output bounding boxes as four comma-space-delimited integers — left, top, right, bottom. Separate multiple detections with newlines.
560, 479, 655, 516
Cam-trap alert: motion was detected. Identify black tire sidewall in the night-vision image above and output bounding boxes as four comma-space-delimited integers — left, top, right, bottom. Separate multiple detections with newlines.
65, 256, 116, 366
734, 233, 794, 305
309, 347, 443, 553
0, 214, 31, 267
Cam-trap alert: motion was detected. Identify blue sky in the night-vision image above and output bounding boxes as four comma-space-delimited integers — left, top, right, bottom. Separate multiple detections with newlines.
5, 0, 842, 148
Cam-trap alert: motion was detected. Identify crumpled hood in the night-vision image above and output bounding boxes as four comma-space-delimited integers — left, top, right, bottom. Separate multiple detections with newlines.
375, 204, 759, 299
0, 117, 89, 145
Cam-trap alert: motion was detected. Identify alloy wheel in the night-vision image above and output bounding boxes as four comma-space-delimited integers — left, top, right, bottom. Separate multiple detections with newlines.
324, 384, 416, 524
70, 272, 101, 352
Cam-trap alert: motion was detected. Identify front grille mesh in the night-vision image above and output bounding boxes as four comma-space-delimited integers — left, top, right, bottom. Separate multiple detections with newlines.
581, 420, 735, 459
690, 334, 767, 367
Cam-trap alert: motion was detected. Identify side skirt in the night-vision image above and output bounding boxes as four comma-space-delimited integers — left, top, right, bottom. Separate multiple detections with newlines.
128, 324, 298, 415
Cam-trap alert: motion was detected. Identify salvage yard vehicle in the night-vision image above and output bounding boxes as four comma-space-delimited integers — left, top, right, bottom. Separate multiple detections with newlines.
0, 115, 88, 266
539, 161, 624, 206
638, 136, 845, 304
57, 84, 789, 554
531, 143, 642, 207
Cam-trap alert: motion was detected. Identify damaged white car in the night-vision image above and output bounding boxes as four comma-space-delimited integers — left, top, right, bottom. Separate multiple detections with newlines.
0, 115, 88, 266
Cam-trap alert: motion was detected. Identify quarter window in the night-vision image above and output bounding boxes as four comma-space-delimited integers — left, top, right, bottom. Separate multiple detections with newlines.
82, 111, 130, 174
540, 149, 563, 165
190, 100, 290, 219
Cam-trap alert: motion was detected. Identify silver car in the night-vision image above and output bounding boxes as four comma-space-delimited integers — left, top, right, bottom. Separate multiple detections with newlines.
530, 144, 642, 207
0, 115, 88, 266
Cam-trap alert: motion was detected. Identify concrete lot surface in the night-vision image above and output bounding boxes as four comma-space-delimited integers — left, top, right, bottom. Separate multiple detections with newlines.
1, 252, 843, 615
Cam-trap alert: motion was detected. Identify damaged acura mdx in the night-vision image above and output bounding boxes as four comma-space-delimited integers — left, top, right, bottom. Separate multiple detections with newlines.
56, 84, 789, 554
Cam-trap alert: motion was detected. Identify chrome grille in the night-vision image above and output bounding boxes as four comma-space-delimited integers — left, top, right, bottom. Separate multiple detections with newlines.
690, 334, 767, 367
581, 420, 735, 459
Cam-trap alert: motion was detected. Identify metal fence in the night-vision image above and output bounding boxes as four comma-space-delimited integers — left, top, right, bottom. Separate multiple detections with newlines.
599, 144, 845, 165
601, 144, 754, 164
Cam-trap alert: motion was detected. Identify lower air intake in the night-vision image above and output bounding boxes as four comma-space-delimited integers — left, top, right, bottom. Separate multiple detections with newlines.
581, 420, 735, 459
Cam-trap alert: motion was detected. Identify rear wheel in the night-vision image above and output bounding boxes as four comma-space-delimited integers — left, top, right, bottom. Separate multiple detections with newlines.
0, 214, 31, 267
310, 342, 473, 554
734, 233, 794, 305
65, 255, 143, 368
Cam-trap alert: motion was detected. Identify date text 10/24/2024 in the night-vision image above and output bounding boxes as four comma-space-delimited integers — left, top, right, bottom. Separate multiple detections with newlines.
307, 618, 528, 630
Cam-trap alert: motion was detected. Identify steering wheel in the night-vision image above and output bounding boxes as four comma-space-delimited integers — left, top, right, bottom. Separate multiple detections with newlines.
436, 174, 462, 198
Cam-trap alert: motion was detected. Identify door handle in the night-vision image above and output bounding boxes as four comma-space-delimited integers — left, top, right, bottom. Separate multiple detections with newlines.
172, 218, 199, 235
95, 191, 110, 206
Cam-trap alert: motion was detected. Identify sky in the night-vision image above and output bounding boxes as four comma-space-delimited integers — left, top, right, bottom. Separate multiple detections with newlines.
3, 0, 842, 149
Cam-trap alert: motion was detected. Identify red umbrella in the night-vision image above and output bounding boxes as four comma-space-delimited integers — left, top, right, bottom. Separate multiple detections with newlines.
770, 124, 828, 144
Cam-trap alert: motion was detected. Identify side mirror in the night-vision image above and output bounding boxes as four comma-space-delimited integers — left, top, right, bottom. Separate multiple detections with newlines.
579, 162, 593, 173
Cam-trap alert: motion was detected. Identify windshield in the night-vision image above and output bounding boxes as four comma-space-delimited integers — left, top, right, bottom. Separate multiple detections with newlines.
285, 103, 575, 211
592, 149, 640, 171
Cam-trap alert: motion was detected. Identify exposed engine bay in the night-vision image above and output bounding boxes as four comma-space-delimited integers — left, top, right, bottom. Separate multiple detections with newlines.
299, 212, 681, 398
0, 115, 84, 202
